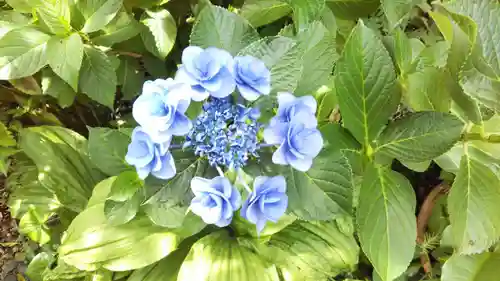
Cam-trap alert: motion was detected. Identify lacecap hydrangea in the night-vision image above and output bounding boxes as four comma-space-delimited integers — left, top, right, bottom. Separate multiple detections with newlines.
125, 46, 323, 234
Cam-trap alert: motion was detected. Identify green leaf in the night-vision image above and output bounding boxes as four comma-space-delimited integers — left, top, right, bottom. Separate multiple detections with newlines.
9, 76, 42, 95
42, 261, 89, 281
382, 0, 418, 30
91, 10, 141, 46
0, 28, 51, 79
142, 150, 214, 228
356, 164, 417, 281
117, 57, 143, 100
47, 33, 83, 91
240, 0, 291, 27
140, 9, 177, 59
374, 112, 464, 162
325, 0, 379, 20
5, 0, 35, 13
190, 4, 260, 55
103, 171, 143, 225
238, 36, 302, 93
35, 0, 71, 35
286, 0, 325, 31
315, 79, 337, 121
442, 252, 500, 281
26, 252, 54, 281
107, 171, 142, 202
20, 126, 104, 212
384, 29, 423, 76
41, 68, 76, 108
0, 121, 16, 147
399, 159, 431, 173
404, 67, 451, 112
59, 203, 204, 271
0, 147, 17, 175
294, 21, 337, 96
448, 148, 500, 254
335, 21, 400, 147
88, 127, 131, 176
104, 194, 141, 226
177, 231, 280, 281
78, 0, 123, 33
127, 249, 188, 281
79, 45, 117, 109
264, 220, 359, 279
19, 206, 51, 245
0, 11, 31, 39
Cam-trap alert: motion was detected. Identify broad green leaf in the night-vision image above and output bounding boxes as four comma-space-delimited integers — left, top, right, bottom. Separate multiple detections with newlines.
88, 127, 131, 176
0, 11, 31, 39
294, 21, 337, 96
20, 126, 104, 212
19, 206, 51, 245
315, 79, 337, 121
41, 68, 76, 108
26, 252, 54, 281
143, 54, 169, 78
104, 194, 141, 226
140, 9, 177, 59
434, 144, 463, 174
404, 67, 451, 112
239, 36, 302, 93
325, 0, 379, 20
417, 41, 449, 69
382, 0, 418, 30
335, 21, 400, 147
42, 261, 88, 281
240, 0, 291, 27
400, 159, 431, 172
91, 10, 141, 46
59, 202, 204, 271
442, 252, 500, 281
9, 76, 42, 95
107, 171, 142, 202
448, 149, 500, 254
0, 28, 50, 79
286, 0, 325, 31
374, 112, 464, 162
384, 29, 423, 76
117, 56, 143, 100
232, 214, 296, 238
357, 165, 417, 281
127, 248, 188, 281
0, 121, 16, 147
264, 220, 358, 279
460, 68, 500, 112
190, 4, 260, 55
177, 231, 280, 281
103, 171, 143, 225
36, 0, 71, 35
79, 45, 117, 108
0, 148, 16, 176
5, 0, 35, 13
143, 150, 214, 228
78, 0, 123, 33
47, 33, 84, 91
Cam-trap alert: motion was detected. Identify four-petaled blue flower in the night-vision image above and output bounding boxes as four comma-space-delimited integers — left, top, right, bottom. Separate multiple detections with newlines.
274, 92, 318, 125
132, 78, 192, 142
176, 46, 236, 101
125, 126, 176, 180
190, 176, 241, 227
234, 55, 271, 101
241, 176, 288, 234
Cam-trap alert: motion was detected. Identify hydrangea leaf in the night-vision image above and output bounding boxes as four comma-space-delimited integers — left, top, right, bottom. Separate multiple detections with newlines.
35, 0, 72, 35
116, 56, 144, 100
26, 252, 54, 281
0, 121, 16, 147
356, 164, 417, 281
240, 0, 291, 27
374, 112, 464, 162
177, 231, 280, 281
325, 0, 379, 20
335, 21, 400, 147
382, 0, 419, 30
9, 76, 42, 95
239, 36, 302, 93
91, 10, 141, 46
190, 4, 260, 55
47, 33, 84, 91
140, 9, 177, 59
77, 0, 123, 33
286, 0, 325, 31
41, 68, 76, 108
88, 127, 132, 176
20, 126, 104, 212
404, 67, 452, 112
0, 28, 51, 79
263, 220, 359, 279
0, 11, 32, 39
5, 0, 34, 13
127, 248, 189, 281
79, 45, 117, 109
448, 146, 500, 254
441, 252, 500, 281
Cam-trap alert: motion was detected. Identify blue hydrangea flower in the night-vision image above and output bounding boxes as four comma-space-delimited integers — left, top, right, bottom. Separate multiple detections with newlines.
175, 46, 236, 101
264, 119, 323, 171
125, 126, 176, 180
132, 78, 192, 142
241, 176, 288, 234
272, 92, 317, 127
184, 97, 261, 169
234, 55, 271, 101
190, 176, 241, 227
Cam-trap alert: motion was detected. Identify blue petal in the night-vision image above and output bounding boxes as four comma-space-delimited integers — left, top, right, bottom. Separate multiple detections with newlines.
291, 128, 323, 157
167, 112, 192, 136
229, 185, 242, 210
237, 82, 261, 101
200, 75, 223, 92
255, 218, 267, 234
175, 66, 200, 86
181, 46, 204, 76
263, 123, 287, 145
277, 92, 296, 108
136, 166, 151, 179
208, 67, 236, 98
205, 47, 234, 70
190, 177, 212, 196
298, 95, 317, 114
151, 152, 176, 180
288, 156, 313, 172
272, 143, 289, 165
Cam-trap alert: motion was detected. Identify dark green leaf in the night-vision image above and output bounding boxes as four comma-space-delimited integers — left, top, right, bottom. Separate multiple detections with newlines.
0, 121, 16, 147
9, 76, 42, 95
78, 0, 123, 33
335, 21, 400, 147
140, 9, 177, 59
104, 193, 141, 226
107, 171, 143, 201
47, 33, 84, 91
88, 127, 131, 176
286, 0, 325, 31
404, 67, 451, 112
79, 45, 117, 109
325, 0, 379, 20
127, 248, 189, 281
41, 68, 76, 108
382, 0, 418, 30
91, 10, 141, 46
240, 0, 291, 27
357, 164, 417, 281
190, 4, 260, 55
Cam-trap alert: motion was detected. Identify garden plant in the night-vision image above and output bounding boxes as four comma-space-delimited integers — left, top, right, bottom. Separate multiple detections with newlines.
1, 0, 500, 280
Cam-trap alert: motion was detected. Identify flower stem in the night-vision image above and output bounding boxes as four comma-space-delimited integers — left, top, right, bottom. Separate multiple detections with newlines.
216, 165, 225, 177
259, 143, 274, 148
170, 144, 183, 149
237, 170, 252, 193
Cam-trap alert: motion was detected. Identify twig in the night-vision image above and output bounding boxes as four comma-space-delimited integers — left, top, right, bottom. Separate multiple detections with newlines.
416, 183, 450, 274
112, 50, 143, 58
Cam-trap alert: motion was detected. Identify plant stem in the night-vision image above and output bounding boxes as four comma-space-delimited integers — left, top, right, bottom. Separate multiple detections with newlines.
237, 170, 252, 193
463, 132, 500, 143
216, 165, 225, 177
